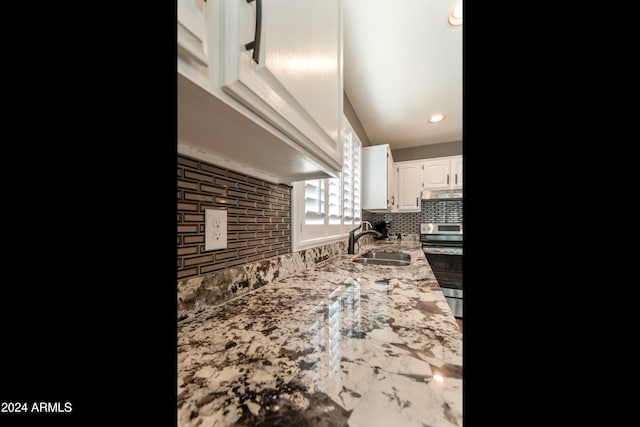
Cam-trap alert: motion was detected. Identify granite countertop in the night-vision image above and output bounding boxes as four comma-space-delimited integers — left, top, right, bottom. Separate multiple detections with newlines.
177, 241, 463, 427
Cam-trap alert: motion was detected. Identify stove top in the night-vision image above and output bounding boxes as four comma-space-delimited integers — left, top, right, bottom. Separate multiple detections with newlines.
420, 223, 463, 251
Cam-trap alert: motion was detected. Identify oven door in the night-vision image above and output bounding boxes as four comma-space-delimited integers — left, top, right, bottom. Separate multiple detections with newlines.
423, 248, 463, 318
423, 251, 462, 289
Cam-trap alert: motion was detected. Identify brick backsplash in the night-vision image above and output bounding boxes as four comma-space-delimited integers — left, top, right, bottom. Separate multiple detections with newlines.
363, 200, 463, 236
178, 154, 292, 280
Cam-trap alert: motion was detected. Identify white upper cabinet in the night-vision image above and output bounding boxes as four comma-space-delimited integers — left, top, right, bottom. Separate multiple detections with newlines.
177, 0, 210, 89
394, 155, 462, 212
423, 155, 463, 190
220, 0, 343, 169
361, 144, 397, 213
451, 156, 463, 189
396, 161, 423, 212
177, 0, 344, 184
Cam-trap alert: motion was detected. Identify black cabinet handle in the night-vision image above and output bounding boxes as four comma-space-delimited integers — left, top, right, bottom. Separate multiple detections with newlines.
447, 174, 450, 185
244, 0, 262, 64
416, 197, 418, 207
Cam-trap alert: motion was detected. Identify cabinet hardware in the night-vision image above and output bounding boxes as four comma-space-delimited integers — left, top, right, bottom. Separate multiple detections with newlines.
455, 174, 457, 185
447, 174, 449, 185
244, 0, 262, 64
416, 197, 418, 207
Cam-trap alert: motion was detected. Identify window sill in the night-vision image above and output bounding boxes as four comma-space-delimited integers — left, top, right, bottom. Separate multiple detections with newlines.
293, 234, 349, 252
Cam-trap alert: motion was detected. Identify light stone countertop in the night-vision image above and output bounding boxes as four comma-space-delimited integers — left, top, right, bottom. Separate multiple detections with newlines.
177, 240, 462, 426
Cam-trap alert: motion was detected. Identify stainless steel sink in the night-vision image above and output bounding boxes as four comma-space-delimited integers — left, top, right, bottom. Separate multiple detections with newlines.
352, 251, 411, 266
359, 251, 411, 261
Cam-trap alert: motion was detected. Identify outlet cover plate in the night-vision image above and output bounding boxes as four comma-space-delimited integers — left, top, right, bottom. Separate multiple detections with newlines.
205, 208, 227, 251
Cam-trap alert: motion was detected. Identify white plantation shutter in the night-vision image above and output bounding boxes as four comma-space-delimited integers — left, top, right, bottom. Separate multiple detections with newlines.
343, 131, 353, 223
328, 177, 341, 225
342, 126, 361, 226
293, 115, 362, 249
304, 179, 325, 225
353, 139, 361, 223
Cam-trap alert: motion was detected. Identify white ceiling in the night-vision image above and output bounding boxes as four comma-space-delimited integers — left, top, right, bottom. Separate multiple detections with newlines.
343, 0, 462, 150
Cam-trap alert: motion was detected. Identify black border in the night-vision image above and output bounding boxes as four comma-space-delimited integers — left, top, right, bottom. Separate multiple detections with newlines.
462, 2, 540, 423
459, 1, 607, 422
8, 2, 616, 426
3, 4, 178, 425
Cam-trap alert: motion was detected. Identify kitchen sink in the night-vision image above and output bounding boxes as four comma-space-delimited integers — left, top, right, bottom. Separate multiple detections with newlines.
352, 251, 411, 266
359, 251, 411, 261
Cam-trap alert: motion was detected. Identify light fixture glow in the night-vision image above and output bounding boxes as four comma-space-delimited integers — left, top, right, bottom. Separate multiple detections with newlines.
449, 2, 463, 26
428, 114, 446, 123
433, 374, 444, 382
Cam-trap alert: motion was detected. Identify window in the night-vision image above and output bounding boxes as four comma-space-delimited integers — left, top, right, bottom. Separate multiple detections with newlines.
292, 117, 362, 250
342, 129, 361, 225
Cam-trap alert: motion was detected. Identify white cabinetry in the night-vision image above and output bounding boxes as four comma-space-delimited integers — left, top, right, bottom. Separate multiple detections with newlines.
177, 0, 344, 184
361, 144, 397, 212
178, 0, 210, 89
423, 155, 463, 190
396, 161, 423, 212
452, 156, 463, 189
395, 155, 463, 211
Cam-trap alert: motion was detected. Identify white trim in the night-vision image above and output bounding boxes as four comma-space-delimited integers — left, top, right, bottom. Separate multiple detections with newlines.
294, 234, 348, 252
178, 143, 290, 185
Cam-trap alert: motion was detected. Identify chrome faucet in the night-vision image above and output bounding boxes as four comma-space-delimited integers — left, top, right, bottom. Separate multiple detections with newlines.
347, 221, 382, 254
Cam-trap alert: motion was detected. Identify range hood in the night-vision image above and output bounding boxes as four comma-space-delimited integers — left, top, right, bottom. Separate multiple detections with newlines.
421, 189, 463, 200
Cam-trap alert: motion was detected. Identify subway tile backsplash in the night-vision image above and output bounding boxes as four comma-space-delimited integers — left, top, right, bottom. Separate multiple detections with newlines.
177, 154, 358, 313
178, 152, 461, 311
178, 154, 292, 280
363, 200, 463, 236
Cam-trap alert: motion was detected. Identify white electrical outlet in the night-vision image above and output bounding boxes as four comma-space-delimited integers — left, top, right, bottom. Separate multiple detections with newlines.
205, 208, 227, 251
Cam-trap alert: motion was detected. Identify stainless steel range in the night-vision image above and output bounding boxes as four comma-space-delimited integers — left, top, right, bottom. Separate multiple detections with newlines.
420, 223, 463, 318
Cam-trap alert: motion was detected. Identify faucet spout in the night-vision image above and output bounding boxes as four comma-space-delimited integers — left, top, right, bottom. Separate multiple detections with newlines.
347, 226, 383, 255
361, 221, 373, 231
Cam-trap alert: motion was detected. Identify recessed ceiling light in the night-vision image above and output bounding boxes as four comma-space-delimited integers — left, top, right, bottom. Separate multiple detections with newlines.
428, 114, 446, 123
448, 2, 462, 26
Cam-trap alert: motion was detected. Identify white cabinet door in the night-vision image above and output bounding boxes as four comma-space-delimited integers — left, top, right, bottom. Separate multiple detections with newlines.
396, 161, 423, 212
177, 0, 345, 183
220, 0, 343, 173
387, 148, 397, 211
177, 0, 210, 88
423, 158, 452, 189
452, 156, 463, 189
422, 155, 463, 190
362, 144, 396, 212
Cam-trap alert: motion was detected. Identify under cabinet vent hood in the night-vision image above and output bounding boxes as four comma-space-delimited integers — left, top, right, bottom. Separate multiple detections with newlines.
421, 189, 463, 200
